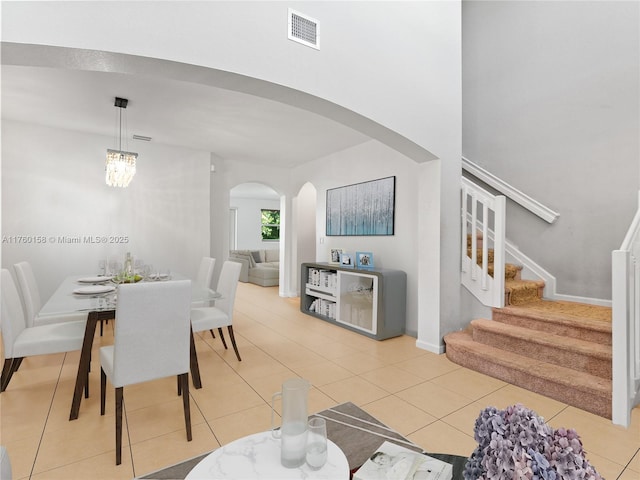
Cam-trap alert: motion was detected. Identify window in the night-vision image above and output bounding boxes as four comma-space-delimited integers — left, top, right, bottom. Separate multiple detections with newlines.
261, 209, 280, 241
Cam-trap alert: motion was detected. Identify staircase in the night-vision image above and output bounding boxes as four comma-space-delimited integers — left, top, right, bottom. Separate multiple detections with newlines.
445, 235, 613, 419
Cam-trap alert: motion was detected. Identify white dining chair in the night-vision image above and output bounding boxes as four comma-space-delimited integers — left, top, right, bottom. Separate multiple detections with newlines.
192, 257, 216, 310
13, 261, 88, 327
99, 279, 193, 465
191, 261, 242, 361
0, 269, 87, 393
196, 257, 216, 289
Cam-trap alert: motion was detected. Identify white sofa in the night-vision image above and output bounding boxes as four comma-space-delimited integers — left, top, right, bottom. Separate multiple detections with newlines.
228, 249, 279, 286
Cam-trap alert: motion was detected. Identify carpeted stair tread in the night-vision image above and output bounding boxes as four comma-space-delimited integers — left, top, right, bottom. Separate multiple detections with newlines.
492, 301, 611, 345
505, 278, 545, 305
470, 319, 611, 379
488, 263, 521, 280
444, 330, 611, 418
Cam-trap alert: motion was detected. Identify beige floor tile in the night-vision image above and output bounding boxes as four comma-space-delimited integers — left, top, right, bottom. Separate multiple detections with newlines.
619, 468, 640, 480
628, 449, 640, 472
396, 381, 474, 419
440, 401, 488, 437
308, 386, 341, 414
429, 367, 506, 399
30, 449, 134, 480
1, 434, 41, 480
407, 420, 477, 457
360, 365, 427, 393
5, 283, 639, 478
582, 451, 626, 480
394, 352, 462, 380
209, 404, 274, 445
126, 396, 206, 445
478, 383, 568, 421
191, 380, 266, 420
548, 406, 640, 467
318, 376, 389, 406
245, 370, 303, 403
306, 340, 362, 360
293, 361, 354, 387
131, 423, 220, 477
225, 346, 292, 380
260, 342, 328, 370
334, 352, 389, 375
1, 382, 54, 440
362, 396, 437, 436
33, 412, 118, 474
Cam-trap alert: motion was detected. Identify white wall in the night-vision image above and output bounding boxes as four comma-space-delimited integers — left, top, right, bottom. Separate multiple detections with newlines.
2, 1, 462, 351
1, 121, 210, 299
230, 196, 280, 251
463, 0, 640, 300
294, 140, 422, 335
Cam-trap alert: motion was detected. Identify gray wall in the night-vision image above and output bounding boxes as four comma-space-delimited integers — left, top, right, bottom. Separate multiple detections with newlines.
463, 0, 640, 300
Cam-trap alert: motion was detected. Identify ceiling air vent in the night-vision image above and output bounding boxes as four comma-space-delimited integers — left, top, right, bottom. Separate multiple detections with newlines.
288, 8, 319, 50
132, 134, 152, 142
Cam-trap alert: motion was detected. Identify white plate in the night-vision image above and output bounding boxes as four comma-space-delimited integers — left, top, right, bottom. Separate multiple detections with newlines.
77, 276, 113, 284
73, 285, 116, 295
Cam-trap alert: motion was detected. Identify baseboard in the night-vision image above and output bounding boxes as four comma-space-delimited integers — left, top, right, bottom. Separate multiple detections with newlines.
550, 293, 612, 308
416, 338, 445, 354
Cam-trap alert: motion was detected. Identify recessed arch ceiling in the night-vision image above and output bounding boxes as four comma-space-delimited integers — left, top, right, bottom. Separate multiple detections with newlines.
1, 64, 371, 168
1, 43, 437, 168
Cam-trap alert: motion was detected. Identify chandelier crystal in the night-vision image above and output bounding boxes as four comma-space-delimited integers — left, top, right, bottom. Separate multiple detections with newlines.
105, 149, 137, 187
105, 97, 138, 188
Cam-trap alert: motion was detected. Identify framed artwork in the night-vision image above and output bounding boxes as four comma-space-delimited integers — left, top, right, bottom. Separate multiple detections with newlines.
326, 176, 395, 236
329, 248, 343, 264
356, 251, 374, 269
339, 252, 354, 268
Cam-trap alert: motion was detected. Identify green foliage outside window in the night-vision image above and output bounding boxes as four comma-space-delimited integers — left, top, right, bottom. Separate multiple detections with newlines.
261, 209, 280, 240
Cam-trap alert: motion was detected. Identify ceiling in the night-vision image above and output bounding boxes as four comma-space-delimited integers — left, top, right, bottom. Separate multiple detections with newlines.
1, 64, 371, 170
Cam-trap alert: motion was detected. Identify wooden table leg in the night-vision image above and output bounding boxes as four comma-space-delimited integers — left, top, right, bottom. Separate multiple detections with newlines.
190, 326, 202, 389
69, 310, 113, 420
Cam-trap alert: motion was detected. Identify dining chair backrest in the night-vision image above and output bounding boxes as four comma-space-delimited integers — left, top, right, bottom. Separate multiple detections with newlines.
196, 257, 216, 289
111, 279, 192, 387
0, 269, 28, 358
13, 262, 41, 328
214, 261, 242, 317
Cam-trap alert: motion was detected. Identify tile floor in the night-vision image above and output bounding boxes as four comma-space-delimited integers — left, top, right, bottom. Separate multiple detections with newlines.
1, 282, 639, 479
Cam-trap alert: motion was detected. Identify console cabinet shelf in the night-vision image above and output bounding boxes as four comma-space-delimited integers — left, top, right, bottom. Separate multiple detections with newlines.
300, 262, 406, 340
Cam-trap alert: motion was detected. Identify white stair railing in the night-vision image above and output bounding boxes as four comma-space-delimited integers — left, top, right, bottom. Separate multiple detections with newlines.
612, 191, 640, 427
461, 177, 506, 308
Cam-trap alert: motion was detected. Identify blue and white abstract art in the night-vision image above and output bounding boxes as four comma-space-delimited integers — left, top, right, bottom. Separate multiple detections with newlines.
326, 176, 395, 236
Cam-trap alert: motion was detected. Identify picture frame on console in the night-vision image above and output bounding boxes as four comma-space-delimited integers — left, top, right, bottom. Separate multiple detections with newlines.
339, 252, 354, 268
329, 248, 343, 265
356, 251, 374, 269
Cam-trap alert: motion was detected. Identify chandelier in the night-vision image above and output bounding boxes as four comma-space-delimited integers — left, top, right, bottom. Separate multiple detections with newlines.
105, 97, 137, 188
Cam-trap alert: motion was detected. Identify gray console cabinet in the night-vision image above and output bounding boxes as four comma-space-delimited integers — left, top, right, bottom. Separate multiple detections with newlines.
300, 262, 406, 340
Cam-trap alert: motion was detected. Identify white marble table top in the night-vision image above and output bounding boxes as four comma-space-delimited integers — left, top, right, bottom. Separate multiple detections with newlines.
185, 431, 349, 479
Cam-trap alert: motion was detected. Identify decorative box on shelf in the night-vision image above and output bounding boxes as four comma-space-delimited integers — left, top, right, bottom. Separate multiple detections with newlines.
300, 262, 406, 340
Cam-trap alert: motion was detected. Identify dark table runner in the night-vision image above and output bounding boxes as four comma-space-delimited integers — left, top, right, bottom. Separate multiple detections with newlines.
138, 402, 468, 480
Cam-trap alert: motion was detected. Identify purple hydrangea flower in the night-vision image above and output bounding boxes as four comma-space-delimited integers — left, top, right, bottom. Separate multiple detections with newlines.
463, 405, 603, 480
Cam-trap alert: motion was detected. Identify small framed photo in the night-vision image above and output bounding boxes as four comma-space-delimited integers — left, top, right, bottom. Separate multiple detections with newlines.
356, 251, 374, 269
339, 252, 354, 268
329, 248, 343, 265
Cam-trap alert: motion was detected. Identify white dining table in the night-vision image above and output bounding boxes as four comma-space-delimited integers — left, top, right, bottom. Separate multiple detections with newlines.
38, 273, 220, 420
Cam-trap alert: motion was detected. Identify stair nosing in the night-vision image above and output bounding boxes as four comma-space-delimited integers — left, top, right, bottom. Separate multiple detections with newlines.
444, 331, 611, 394
470, 318, 611, 360
492, 305, 611, 333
